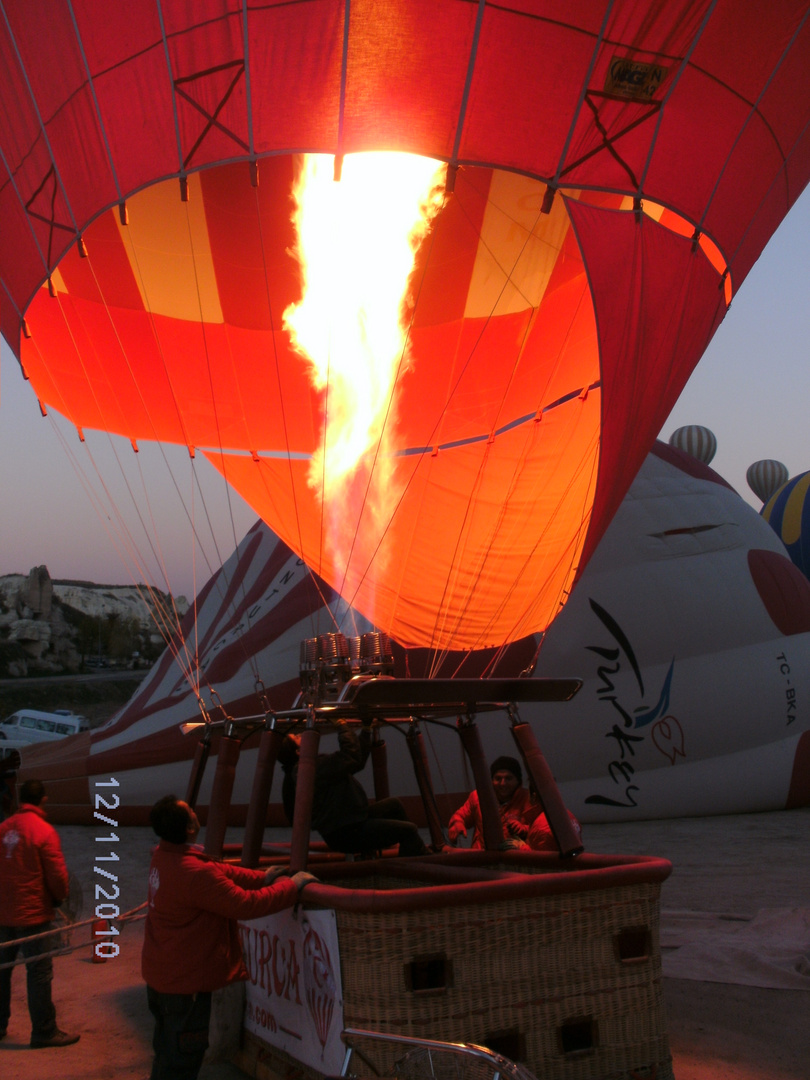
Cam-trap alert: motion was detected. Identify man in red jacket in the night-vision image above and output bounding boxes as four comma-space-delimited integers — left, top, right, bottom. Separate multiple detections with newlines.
447, 756, 539, 849
142, 794, 317, 1080
0, 778, 79, 1048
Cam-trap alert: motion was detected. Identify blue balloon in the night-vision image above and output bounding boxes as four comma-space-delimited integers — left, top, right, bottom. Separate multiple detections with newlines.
761, 470, 810, 578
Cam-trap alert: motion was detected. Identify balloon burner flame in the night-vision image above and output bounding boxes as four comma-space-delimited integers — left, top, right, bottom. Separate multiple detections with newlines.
284, 152, 445, 588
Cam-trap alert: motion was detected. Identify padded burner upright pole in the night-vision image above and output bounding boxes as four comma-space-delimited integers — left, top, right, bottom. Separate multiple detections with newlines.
289, 723, 320, 872
511, 718, 584, 858
241, 724, 285, 867
184, 728, 212, 809
457, 720, 503, 851
404, 721, 445, 850
204, 727, 242, 858
370, 726, 390, 800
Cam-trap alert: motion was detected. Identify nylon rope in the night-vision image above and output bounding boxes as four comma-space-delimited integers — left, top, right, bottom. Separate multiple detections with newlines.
20, 294, 199, 681
179, 192, 262, 687
155, 0, 187, 178
31, 390, 192, 663
28, 207, 264, 706
430, 342, 597, 668
64, 0, 126, 206
0, 3, 72, 293
449, 0, 486, 168
0, 0, 80, 241
241, 0, 255, 159
635, 0, 718, 203
332, 168, 594, 672
421, 180, 593, 663
544, 0, 615, 195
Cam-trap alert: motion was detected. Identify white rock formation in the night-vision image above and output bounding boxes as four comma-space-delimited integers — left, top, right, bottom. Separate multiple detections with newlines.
0, 567, 188, 677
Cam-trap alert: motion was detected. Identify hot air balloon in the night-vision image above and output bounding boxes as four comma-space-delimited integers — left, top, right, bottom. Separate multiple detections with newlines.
1, 3, 810, 665
747, 459, 790, 504
668, 425, 718, 465
19, 441, 810, 825
762, 470, 810, 578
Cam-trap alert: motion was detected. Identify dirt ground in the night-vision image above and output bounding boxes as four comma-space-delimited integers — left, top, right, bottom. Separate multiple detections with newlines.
1, 810, 808, 1079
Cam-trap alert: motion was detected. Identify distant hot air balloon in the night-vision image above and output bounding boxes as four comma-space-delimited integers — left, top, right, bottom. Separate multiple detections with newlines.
746, 459, 789, 504
668, 425, 718, 465
761, 471, 810, 578
2, 3, 810, 659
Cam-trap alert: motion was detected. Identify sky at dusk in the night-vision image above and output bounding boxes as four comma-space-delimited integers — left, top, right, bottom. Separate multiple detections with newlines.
1, 186, 808, 604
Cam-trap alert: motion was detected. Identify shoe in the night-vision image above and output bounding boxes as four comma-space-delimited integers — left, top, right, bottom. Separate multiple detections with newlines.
30, 1029, 80, 1048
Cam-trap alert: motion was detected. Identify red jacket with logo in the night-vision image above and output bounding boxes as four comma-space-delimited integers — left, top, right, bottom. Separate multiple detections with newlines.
526, 810, 583, 852
448, 787, 538, 849
141, 842, 300, 994
0, 804, 69, 925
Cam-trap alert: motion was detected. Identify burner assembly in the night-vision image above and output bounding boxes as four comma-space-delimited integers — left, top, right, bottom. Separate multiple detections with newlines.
298, 631, 395, 706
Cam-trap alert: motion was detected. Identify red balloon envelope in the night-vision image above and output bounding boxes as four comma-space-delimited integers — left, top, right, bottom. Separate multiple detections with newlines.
1, 2, 809, 651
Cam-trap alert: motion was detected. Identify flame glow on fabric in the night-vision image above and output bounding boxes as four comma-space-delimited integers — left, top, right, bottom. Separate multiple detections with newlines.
3, 2, 810, 654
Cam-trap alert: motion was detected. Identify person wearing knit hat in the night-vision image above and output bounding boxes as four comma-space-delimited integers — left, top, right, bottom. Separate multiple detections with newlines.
447, 755, 538, 849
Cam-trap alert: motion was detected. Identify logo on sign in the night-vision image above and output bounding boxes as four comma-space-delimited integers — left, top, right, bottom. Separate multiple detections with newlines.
302, 916, 337, 1051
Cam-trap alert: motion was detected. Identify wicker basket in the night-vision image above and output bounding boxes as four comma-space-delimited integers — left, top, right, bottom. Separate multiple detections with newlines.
236, 853, 674, 1080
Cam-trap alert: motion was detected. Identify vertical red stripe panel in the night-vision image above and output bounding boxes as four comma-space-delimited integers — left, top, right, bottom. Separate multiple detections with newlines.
570, 200, 728, 569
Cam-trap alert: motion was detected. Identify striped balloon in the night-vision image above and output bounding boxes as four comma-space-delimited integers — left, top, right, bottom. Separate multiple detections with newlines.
761, 470, 810, 578
746, 460, 789, 504
668, 425, 718, 464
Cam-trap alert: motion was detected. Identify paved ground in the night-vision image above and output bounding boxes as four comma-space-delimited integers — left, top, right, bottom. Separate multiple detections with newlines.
1, 810, 808, 1079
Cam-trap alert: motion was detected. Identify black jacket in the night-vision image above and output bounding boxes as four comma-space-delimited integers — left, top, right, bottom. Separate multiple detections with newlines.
281, 724, 372, 838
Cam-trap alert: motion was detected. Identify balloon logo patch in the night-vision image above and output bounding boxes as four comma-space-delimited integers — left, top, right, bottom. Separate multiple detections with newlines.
302, 918, 337, 1052
652, 716, 686, 764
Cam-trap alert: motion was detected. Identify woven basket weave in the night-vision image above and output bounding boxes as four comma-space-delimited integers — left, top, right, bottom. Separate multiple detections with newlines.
334, 874, 672, 1080
237, 856, 673, 1080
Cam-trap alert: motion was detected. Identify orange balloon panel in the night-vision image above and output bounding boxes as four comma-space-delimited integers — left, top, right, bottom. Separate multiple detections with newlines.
205, 389, 600, 649
21, 159, 602, 649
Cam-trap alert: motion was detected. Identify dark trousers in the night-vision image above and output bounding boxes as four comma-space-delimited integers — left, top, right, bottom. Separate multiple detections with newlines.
146, 985, 212, 1080
324, 797, 428, 857
0, 922, 58, 1040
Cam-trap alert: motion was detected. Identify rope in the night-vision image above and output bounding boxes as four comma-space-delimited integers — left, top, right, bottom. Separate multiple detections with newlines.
0, 902, 147, 971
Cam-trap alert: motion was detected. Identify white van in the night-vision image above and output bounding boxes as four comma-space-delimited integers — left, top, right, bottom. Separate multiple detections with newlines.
0, 709, 90, 743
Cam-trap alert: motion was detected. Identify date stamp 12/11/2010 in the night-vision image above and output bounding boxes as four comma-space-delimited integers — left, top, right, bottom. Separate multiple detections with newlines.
93, 778, 121, 960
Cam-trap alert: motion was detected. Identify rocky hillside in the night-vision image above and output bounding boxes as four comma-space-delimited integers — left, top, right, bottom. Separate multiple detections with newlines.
0, 566, 188, 679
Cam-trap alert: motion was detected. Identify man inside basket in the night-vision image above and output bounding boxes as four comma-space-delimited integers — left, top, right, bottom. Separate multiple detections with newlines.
278, 720, 429, 857
447, 756, 582, 851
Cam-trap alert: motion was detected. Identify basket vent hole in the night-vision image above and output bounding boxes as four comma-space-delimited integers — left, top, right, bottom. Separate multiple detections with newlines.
405, 953, 451, 992
483, 1029, 525, 1062
615, 926, 651, 962
558, 1016, 597, 1055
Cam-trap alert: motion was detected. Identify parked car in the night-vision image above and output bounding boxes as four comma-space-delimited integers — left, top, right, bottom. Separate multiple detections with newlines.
0, 710, 90, 743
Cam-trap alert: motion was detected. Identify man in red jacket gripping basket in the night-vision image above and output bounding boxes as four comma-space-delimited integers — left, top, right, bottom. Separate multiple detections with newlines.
142, 795, 317, 1080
